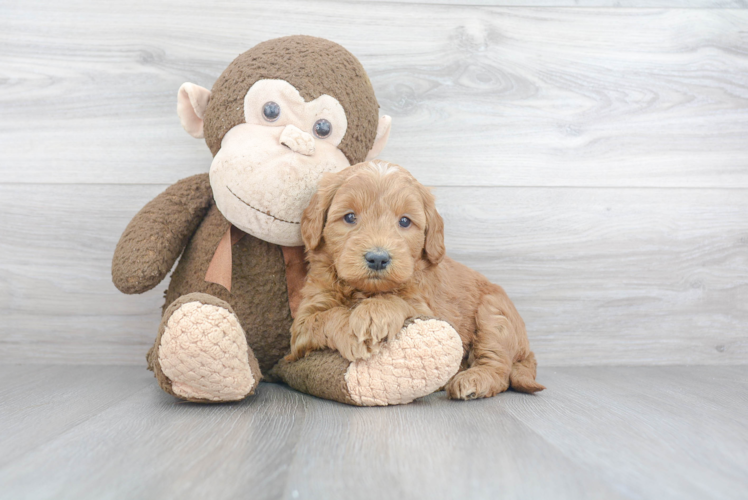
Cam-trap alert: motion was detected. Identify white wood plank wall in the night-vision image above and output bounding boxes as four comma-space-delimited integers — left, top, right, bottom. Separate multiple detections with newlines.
1, 0, 746, 366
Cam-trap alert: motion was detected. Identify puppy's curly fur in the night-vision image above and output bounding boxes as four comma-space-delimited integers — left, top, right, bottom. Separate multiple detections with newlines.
288, 161, 544, 399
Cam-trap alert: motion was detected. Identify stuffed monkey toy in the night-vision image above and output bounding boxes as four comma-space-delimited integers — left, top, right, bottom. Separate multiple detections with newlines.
112, 36, 464, 406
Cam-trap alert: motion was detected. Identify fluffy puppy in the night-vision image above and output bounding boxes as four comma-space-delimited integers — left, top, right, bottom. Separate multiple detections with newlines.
288, 161, 544, 399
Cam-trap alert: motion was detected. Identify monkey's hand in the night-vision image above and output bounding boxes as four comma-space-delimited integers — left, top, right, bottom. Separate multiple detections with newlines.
348, 296, 414, 359
112, 174, 214, 294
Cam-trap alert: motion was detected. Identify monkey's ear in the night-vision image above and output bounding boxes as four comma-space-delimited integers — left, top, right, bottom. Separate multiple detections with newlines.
177, 83, 211, 139
364, 115, 392, 161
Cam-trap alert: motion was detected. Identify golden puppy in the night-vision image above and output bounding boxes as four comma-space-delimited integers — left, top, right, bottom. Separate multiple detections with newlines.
288, 161, 544, 399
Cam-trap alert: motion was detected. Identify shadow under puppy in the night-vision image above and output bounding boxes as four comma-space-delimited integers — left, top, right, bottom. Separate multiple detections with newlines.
288, 161, 544, 399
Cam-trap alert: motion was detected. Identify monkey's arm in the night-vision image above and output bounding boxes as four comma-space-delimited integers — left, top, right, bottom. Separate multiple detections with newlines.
112, 173, 213, 294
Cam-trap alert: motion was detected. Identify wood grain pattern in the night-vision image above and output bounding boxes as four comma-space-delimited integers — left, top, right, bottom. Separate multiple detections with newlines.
0, 365, 153, 469
0, 369, 308, 500
0, 365, 746, 499
439, 186, 748, 366
1, 1, 746, 366
366, 0, 748, 6
1, 2, 747, 187
1, 183, 745, 366
279, 386, 621, 500
502, 366, 748, 499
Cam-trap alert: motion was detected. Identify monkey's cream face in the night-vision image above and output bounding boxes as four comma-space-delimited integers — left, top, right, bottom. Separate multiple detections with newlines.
210, 79, 351, 246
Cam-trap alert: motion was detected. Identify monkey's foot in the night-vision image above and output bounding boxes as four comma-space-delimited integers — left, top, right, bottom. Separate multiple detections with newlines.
345, 318, 463, 405
148, 293, 261, 403
272, 318, 463, 406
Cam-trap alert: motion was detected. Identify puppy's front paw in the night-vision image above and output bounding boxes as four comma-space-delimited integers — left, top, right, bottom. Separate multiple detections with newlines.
288, 320, 315, 362
349, 299, 406, 349
334, 331, 377, 362
446, 368, 509, 400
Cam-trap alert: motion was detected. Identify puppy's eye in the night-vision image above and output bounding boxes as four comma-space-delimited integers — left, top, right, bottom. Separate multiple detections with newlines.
262, 102, 280, 122
399, 217, 412, 228
344, 213, 357, 224
313, 119, 332, 138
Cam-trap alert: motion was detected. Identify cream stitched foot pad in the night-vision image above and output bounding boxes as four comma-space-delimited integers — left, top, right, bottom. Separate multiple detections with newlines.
158, 301, 254, 402
345, 318, 463, 406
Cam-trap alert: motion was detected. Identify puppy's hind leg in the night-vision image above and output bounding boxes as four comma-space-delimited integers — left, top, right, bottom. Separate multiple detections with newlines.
447, 294, 531, 400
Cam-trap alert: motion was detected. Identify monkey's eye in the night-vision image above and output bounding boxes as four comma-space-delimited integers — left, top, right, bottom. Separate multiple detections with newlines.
313, 119, 332, 138
399, 217, 412, 228
262, 102, 280, 122
344, 213, 357, 224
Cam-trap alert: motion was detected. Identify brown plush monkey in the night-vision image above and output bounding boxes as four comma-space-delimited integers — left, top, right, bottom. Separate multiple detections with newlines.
112, 36, 463, 405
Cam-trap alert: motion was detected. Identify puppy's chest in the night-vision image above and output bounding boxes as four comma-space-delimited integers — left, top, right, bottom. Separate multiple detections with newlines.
344, 291, 382, 307
340, 290, 407, 309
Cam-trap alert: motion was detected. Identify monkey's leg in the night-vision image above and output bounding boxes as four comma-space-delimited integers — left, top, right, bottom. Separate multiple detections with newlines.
271, 318, 463, 406
147, 292, 262, 403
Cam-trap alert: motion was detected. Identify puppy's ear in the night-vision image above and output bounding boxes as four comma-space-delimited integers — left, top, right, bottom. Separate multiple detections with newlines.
301, 168, 354, 250
420, 185, 446, 265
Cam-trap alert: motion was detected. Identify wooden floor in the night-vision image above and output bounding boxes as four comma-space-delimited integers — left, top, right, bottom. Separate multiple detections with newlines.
0, 365, 746, 500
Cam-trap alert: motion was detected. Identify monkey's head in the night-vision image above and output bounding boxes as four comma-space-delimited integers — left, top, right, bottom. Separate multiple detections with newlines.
177, 36, 391, 246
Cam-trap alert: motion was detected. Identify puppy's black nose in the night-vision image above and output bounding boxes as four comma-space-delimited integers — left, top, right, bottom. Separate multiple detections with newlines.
365, 250, 391, 271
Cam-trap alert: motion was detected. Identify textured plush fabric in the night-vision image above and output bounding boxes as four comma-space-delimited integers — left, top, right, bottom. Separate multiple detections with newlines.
269, 351, 357, 406
147, 293, 262, 403
272, 317, 462, 406
157, 293, 261, 402
157, 175, 294, 375
117, 174, 461, 405
278, 124, 316, 156
242, 80, 348, 150
112, 175, 214, 295
207, 121, 349, 247
178, 82, 211, 138
113, 37, 455, 406
344, 318, 463, 406
203, 35, 379, 164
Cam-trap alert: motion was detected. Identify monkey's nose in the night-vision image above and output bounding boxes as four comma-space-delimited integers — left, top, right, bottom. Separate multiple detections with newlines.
280, 124, 315, 156
365, 249, 391, 271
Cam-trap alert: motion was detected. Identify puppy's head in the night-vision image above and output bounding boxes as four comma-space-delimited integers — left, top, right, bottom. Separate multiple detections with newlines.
302, 160, 445, 293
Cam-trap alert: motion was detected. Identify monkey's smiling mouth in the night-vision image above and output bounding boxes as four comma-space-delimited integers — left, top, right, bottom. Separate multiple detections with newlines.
226, 186, 300, 225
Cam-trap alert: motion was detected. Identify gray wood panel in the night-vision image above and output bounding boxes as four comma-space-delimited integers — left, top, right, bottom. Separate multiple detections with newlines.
0, 365, 746, 499
275, 384, 621, 500
503, 366, 748, 499
0, 365, 153, 469
1, 183, 745, 366
2, 1, 747, 366
1, 2, 747, 187
365, 0, 748, 6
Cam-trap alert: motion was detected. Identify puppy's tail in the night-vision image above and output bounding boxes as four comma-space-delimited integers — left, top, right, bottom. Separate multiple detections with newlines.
509, 352, 545, 394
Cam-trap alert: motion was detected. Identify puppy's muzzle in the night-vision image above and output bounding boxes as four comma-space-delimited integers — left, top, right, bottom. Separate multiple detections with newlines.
365, 249, 391, 271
